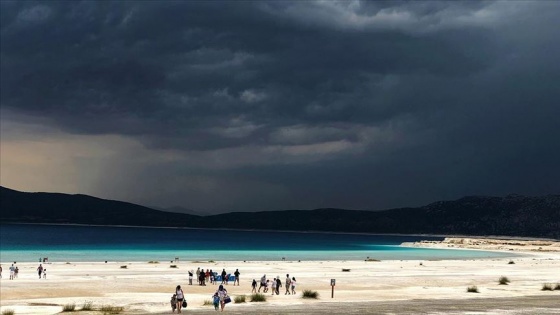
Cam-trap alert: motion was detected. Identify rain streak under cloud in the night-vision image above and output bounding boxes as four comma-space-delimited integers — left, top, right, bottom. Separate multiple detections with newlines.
1, 1, 559, 213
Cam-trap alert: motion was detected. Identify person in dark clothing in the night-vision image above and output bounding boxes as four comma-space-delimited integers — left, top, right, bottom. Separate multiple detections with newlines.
251, 279, 257, 293
221, 269, 227, 285
275, 277, 282, 295
234, 269, 240, 286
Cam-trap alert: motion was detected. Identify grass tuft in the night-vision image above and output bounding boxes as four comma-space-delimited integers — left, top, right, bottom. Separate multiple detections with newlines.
250, 293, 267, 302
120, 265, 127, 269
542, 283, 554, 291
2, 309, 15, 315
148, 261, 159, 264
302, 290, 319, 299
234, 295, 246, 303
80, 301, 93, 311
498, 276, 510, 285
62, 303, 76, 312
170, 265, 178, 268
100, 305, 124, 314
467, 285, 479, 293
202, 300, 213, 306
554, 283, 560, 290
508, 260, 515, 264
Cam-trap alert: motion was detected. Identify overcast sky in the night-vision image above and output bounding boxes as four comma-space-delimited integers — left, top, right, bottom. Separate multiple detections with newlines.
1, 1, 559, 214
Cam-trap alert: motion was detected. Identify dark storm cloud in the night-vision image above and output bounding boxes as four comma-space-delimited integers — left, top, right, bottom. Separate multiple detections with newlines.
1, 0, 559, 212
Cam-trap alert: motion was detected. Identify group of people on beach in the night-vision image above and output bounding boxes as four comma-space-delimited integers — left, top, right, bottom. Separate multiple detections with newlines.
253, 274, 297, 295
171, 284, 230, 313
2, 263, 20, 280
188, 267, 241, 286
1, 263, 46, 280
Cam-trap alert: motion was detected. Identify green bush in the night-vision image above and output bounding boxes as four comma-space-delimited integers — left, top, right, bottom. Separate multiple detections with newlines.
80, 301, 93, 311
100, 305, 124, 314
234, 295, 246, 303
554, 283, 560, 290
542, 283, 553, 291
170, 265, 178, 268
508, 260, 515, 264
250, 293, 267, 302
62, 303, 76, 312
120, 265, 127, 269
302, 290, 319, 299
2, 309, 15, 315
498, 276, 510, 285
467, 286, 479, 293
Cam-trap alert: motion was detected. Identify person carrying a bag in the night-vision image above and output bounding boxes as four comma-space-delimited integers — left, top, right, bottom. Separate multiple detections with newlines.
216, 284, 229, 311
175, 285, 186, 313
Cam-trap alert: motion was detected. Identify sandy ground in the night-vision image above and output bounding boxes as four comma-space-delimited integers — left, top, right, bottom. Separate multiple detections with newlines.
1, 238, 559, 314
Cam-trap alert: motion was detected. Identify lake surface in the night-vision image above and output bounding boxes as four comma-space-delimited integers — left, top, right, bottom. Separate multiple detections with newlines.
0, 224, 514, 262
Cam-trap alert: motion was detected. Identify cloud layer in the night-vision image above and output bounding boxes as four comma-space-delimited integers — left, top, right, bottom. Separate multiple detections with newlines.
1, 1, 559, 213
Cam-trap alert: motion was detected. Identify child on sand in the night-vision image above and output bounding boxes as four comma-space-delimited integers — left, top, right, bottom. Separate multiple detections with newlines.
212, 292, 220, 311
170, 294, 177, 313
251, 279, 257, 293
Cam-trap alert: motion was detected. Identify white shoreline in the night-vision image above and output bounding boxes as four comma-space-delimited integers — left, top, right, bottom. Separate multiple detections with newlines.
1, 238, 559, 315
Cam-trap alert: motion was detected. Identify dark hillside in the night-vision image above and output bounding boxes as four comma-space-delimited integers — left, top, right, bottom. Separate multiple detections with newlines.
1, 187, 558, 238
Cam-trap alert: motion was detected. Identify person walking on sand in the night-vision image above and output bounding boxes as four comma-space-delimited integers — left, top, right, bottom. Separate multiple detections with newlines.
258, 274, 266, 292
271, 278, 276, 295
212, 291, 220, 311
9, 264, 15, 280
43, 269, 47, 279
291, 277, 297, 295
170, 294, 177, 313
216, 284, 228, 312
221, 269, 227, 285
251, 279, 257, 293
37, 264, 44, 279
14, 266, 19, 278
285, 274, 291, 294
0, 264, 2, 278
234, 269, 240, 286
275, 276, 282, 295
188, 270, 193, 285
175, 285, 185, 313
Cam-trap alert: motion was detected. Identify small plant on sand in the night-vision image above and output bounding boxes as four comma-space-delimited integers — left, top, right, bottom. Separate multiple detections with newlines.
120, 265, 127, 269
250, 293, 267, 302
234, 295, 246, 303
364, 258, 380, 262
554, 283, 560, 290
2, 309, 15, 315
209, 260, 215, 263
62, 303, 76, 312
148, 261, 159, 264
170, 265, 178, 268
100, 305, 124, 314
202, 300, 213, 306
508, 260, 515, 265
302, 290, 319, 299
498, 276, 510, 285
467, 286, 479, 293
80, 301, 93, 311
541, 283, 554, 291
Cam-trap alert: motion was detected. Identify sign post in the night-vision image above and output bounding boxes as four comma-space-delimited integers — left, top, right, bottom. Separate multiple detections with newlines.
331, 279, 336, 298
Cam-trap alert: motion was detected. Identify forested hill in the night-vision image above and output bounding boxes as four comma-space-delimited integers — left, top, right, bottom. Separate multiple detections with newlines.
1, 186, 559, 238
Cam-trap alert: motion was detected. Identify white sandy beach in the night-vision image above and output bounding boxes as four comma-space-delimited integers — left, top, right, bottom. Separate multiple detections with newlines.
1, 238, 559, 315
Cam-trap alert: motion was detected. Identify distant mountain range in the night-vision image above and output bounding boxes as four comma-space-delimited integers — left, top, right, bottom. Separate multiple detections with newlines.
1, 186, 559, 239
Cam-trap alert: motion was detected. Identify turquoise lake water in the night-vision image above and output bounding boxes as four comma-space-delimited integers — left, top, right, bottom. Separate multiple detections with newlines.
0, 224, 515, 262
